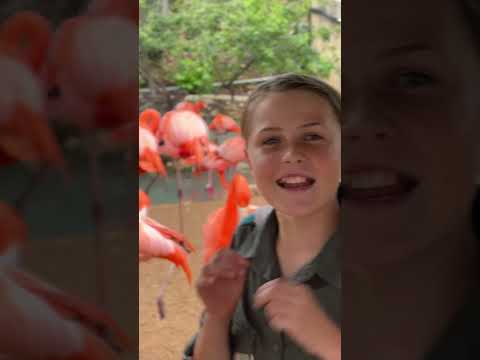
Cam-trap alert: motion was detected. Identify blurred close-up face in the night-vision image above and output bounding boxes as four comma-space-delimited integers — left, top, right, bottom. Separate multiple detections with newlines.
245, 89, 341, 218
342, 0, 480, 267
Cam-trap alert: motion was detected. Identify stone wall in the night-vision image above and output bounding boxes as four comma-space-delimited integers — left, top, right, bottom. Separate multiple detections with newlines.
140, 91, 249, 123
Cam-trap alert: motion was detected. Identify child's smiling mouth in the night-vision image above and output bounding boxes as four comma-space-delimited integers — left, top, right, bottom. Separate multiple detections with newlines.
276, 174, 316, 191
342, 169, 419, 203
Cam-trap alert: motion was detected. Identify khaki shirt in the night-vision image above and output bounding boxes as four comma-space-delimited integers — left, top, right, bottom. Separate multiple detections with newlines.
184, 206, 341, 360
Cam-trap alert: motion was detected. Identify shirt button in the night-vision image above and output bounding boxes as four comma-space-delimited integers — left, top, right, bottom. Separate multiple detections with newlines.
273, 344, 280, 352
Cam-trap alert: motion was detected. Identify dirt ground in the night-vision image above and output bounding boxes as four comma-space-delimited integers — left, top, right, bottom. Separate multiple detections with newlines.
140, 197, 267, 360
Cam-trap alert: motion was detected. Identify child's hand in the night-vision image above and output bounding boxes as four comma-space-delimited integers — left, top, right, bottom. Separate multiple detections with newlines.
196, 249, 250, 322
254, 278, 340, 359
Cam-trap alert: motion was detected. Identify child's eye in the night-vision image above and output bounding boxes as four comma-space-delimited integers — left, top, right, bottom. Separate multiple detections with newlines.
394, 71, 435, 90
304, 133, 323, 141
262, 137, 280, 145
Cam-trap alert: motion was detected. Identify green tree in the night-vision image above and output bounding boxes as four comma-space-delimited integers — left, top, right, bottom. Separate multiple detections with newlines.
140, 0, 338, 95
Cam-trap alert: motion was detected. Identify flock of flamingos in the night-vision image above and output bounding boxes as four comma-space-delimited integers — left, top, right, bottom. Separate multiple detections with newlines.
139, 101, 255, 279
0, 0, 256, 358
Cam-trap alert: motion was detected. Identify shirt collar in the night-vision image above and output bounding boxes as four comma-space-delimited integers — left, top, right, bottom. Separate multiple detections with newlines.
248, 208, 340, 289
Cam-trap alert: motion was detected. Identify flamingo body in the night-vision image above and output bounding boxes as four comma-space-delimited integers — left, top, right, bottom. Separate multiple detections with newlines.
202, 174, 251, 263
209, 113, 240, 134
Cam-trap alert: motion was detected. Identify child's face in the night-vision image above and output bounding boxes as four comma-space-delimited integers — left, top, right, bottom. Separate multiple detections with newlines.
245, 90, 341, 218
342, 0, 480, 266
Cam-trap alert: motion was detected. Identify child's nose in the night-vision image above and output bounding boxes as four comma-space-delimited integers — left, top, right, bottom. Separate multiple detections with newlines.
282, 146, 306, 164
343, 104, 394, 143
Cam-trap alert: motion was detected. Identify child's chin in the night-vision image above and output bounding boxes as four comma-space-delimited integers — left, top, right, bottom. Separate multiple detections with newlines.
275, 203, 319, 218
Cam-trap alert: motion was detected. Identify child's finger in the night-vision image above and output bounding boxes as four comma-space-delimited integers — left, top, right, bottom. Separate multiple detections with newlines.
201, 262, 245, 283
257, 278, 281, 293
254, 278, 296, 309
208, 259, 248, 277
253, 284, 275, 309
212, 249, 250, 268
215, 266, 247, 280
268, 312, 288, 332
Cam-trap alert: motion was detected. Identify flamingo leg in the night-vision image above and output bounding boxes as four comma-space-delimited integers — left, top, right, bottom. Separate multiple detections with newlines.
145, 173, 159, 194
206, 169, 215, 200
153, 160, 186, 319
175, 160, 185, 233
156, 262, 176, 320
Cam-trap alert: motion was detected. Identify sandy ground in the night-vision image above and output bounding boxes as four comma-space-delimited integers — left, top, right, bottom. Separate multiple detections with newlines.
140, 197, 267, 360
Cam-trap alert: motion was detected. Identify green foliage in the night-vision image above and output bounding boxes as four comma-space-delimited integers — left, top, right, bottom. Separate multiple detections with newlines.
317, 26, 332, 41
140, 0, 339, 93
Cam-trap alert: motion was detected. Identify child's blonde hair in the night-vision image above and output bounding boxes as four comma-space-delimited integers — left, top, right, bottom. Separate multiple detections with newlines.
241, 73, 341, 139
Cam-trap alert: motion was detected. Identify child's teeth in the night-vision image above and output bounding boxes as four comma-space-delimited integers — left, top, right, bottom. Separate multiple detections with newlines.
281, 176, 308, 184
344, 172, 398, 189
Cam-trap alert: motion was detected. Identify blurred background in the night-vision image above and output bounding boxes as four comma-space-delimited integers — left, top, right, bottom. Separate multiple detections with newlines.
0, 1, 137, 358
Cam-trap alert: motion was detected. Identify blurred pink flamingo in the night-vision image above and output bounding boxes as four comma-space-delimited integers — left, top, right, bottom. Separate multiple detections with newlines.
199, 135, 247, 191
0, 56, 65, 171
0, 11, 52, 76
203, 174, 251, 264
0, 202, 131, 358
139, 191, 194, 319
208, 113, 241, 134
46, 15, 138, 306
139, 125, 166, 177
174, 100, 206, 114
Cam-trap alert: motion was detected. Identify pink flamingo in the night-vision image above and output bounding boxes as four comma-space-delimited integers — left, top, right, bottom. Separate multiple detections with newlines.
0, 11, 52, 77
203, 174, 251, 264
174, 100, 206, 114
0, 13, 62, 169
208, 113, 241, 134
45, 15, 137, 306
198, 136, 247, 191
217, 135, 247, 184
0, 56, 64, 170
146, 107, 211, 312
139, 189, 151, 217
0, 269, 126, 359
139, 191, 193, 318
110, 107, 161, 145
139, 217, 193, 320
205, 113, 241, 196
159, 109, 210, 164
0, 202, 130, 358
139, 126, 166, 176
139, 108, 167, 191
0, 273, 117, 359
140, 108, 162, 134
47, 15, 137, 130
158, 108, 211, 230
138, 191, 194, 257
139, 217, 193, 282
